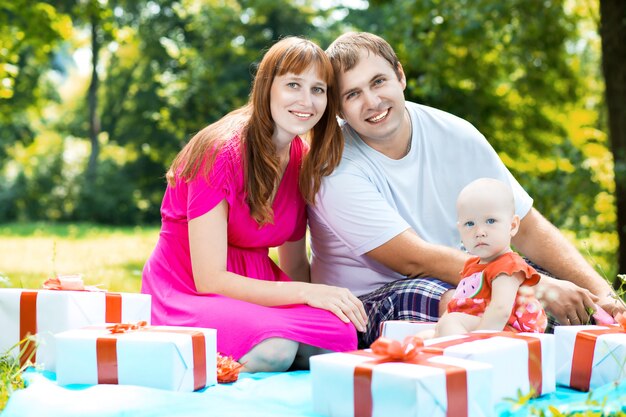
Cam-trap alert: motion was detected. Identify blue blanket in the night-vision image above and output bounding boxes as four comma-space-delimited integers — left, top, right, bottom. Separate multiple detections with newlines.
3, 370, 626, 417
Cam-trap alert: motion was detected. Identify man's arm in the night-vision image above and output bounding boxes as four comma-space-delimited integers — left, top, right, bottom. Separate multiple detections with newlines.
512, 208, 625, 322
366, 229, 468, 285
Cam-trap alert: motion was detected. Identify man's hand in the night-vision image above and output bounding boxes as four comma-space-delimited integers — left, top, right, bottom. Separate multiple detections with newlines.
595, 292, 626, 318
534, 275, 598, 325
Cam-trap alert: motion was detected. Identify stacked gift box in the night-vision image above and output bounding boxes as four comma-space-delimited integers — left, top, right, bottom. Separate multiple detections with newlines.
0, 285, 219, 392
0, 287, 151, 371
56, 324, 217, 391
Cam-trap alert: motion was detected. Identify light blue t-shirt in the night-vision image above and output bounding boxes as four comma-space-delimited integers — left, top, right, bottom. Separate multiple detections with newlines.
308, 102, 533, 296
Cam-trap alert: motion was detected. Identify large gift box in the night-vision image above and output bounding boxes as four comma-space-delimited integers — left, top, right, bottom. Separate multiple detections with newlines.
55, 324, 217, 392
555, 324, 626, 391
379, 321, 555, 404
310, 337, 494, 417
0, 288, 151, 370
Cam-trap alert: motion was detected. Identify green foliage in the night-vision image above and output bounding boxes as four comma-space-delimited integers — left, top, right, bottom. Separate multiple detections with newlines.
0, 337, 37, 412
0, 1, 72, 165
0, 131, 72, 222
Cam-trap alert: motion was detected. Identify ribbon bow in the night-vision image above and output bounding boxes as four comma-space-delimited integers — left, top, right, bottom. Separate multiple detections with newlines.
42, 275, 105, 292
370, 335, 427, 361
107, 320, 148, 334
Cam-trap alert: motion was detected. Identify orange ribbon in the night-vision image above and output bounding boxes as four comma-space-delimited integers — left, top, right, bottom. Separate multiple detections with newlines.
19, 291, 38, 367
17, 288, 124, 367
569, 324, 626, 391
42, 277, 123, 324
352, 336, 468, 417
106, 320, 148, 334
426, 331, 544, 396
95, 324, 208, 391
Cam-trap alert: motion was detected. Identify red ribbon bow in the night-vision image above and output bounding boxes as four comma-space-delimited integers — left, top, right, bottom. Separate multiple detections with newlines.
42, 275, 105, 292
369, 335, 428, 361
107, 320, 148, 334
354, 336, 468, 417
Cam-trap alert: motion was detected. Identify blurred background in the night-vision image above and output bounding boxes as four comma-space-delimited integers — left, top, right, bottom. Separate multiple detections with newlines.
1, 0, 625, 290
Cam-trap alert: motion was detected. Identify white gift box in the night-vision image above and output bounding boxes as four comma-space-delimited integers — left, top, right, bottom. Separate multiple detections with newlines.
55, 325, 217, 392
424, 332, 555, 404
554, 325, 626, 391
310, 350, 493, 417
0, 288, 151, 371
380, 320, 436, 341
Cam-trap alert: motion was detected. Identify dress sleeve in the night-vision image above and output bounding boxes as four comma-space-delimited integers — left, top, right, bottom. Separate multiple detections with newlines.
484, 253, 540, 286
186, 146, 235, 221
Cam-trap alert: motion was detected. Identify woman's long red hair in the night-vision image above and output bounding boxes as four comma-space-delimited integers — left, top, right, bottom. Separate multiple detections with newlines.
167, 37, 343, 225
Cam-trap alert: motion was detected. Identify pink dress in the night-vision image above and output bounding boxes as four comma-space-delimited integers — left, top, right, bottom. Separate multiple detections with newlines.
141, 134, 357, 360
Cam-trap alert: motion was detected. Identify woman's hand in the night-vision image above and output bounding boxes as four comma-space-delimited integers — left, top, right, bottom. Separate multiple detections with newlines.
303, 284, 368, 332
535, 275, 598, 325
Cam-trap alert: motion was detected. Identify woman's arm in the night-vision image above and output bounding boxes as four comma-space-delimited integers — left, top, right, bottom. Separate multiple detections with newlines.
475, 272, 524, 331
188, 200, 367, 330
277, 237, 310, 283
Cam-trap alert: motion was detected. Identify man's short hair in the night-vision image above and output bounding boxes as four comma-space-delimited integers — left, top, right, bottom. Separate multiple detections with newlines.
325, 32, 402, 80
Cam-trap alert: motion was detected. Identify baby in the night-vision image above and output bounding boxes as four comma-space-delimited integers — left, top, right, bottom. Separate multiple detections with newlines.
434, 178, 547, 337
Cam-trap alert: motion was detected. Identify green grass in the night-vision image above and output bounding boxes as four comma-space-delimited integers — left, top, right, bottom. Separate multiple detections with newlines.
0, 222, 160, 292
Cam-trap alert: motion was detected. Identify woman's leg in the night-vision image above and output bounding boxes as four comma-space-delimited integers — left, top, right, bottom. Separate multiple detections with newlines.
239, 337, 299, 372
288, 344, 333, 371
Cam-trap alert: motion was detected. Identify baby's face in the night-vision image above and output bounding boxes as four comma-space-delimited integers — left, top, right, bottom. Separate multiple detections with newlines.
457, 197, 517, 263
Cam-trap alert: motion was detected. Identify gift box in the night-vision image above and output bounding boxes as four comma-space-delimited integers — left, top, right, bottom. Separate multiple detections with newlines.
554, 324, 626, 391
380, 320, 436, 342
0, 288, 151, 371
55, 324, 217, 392
310, 338, 494, 417
424, 331, 555, 404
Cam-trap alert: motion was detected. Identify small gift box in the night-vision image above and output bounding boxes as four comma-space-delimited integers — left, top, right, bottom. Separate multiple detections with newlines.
0, 286, 151, 370
310, 337, 494, 417
554, 323, 626, 391
425, 331, 555, 404
55, 323, 217, 392
380, 320, 436, 342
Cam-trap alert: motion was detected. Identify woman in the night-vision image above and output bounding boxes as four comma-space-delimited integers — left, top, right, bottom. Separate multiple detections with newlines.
141, 37, 366, 372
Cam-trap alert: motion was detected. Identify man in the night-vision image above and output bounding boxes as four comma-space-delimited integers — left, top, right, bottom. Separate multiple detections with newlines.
308, 32, 625, 347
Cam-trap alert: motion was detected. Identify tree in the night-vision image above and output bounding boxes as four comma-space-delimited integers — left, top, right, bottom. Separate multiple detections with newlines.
0, 1, 71, 164
599, 0, 626, 283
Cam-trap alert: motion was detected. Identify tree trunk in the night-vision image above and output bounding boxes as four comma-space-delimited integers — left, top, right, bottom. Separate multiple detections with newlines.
86, 14, 101, 184
599, 0, 626, 288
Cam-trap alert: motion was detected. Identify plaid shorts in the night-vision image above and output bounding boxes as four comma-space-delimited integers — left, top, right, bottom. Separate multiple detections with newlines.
357, 277, 454, 348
